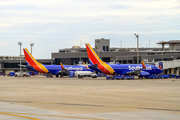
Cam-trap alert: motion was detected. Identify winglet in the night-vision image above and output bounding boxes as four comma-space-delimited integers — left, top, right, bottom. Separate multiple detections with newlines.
142, 60, 146, 69
83, 62, 89, 69
60, 63, 65, 69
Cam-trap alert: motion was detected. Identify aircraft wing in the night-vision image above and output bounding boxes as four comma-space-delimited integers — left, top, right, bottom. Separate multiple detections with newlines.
18, 64, 35, 69
124, 69, 141, 76
58, 63, 70, 76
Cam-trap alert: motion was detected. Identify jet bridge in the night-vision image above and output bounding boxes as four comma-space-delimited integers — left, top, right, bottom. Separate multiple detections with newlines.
155, 60, 180, 75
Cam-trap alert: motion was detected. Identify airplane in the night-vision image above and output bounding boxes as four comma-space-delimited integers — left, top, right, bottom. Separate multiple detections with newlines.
23, 48, 93, 77
85, 43, 163, 76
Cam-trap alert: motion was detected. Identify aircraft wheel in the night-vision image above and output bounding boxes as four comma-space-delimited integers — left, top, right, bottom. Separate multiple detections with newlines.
56, 74, 59, 78
78, 75, 80, 78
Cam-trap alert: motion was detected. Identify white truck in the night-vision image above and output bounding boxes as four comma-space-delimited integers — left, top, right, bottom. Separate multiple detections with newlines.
75, 71, 97, 78
15, 72, 30, 77
15, 72, 23, 77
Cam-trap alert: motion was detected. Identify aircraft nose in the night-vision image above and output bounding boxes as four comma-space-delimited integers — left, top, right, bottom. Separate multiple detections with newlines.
159, 69, 163, 74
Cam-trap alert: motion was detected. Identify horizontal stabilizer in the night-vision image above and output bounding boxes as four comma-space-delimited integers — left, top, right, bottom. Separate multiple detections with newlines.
26, 65, 34, 69
18, 64, 26, 67
89, 64, 98, 68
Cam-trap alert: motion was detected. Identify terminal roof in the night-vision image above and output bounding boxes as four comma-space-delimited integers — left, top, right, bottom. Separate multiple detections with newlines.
157, 40, 180, 44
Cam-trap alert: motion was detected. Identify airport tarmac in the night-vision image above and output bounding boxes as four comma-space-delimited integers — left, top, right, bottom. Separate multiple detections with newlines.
0, 76, 180, 120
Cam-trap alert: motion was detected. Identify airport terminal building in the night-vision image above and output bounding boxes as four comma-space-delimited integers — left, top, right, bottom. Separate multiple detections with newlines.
0, 57, 52, 74
1, 38, 180, 75
51, 39, 180, 75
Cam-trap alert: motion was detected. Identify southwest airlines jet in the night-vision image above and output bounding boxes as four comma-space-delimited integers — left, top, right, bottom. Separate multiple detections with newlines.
85, 43, 163, 76
23, 48, 92, 77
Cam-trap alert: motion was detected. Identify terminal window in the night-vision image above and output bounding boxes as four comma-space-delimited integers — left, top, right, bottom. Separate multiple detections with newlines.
106, 46, 109, 51
103, 46, 105, 51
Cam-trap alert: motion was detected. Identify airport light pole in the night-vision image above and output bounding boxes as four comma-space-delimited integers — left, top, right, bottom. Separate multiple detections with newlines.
96, 40, 100, 56
18, 42, 22, 74
134, 33, 139, 64
30, 43, 34, 55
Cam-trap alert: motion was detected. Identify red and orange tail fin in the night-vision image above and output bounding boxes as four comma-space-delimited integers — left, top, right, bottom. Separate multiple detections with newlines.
23, 48, 49, 73
142, 60, 146, 69
83, 62, 89, 69
85, 43, 115, 75
60, 63, 65, 69
23, 48, 40, 66
85, 43, 103, 65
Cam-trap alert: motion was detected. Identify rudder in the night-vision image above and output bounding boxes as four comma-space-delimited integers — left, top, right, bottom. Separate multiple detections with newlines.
85, 43, 103, 65
23, 48, 40, 66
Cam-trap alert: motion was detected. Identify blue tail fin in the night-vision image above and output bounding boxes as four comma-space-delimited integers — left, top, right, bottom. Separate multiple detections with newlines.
26, 62, 30, 65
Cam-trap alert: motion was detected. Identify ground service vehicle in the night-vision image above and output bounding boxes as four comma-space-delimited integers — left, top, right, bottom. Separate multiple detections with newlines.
15, 72, 23, 77
75, 71, 97, 78
106, 75, 134, 80
23, 72, 31, 77
7, 72, 15, 76
15, 72, 30, 77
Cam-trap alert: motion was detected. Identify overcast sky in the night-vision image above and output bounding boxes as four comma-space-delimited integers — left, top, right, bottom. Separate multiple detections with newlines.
0, 0, 180, 58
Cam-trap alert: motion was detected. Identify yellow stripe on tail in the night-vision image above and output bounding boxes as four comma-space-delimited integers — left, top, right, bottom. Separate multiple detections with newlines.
142, 60, 146, 69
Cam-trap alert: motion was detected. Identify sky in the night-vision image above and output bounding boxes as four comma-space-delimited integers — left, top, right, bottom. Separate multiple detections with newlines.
0, 0, 180, 58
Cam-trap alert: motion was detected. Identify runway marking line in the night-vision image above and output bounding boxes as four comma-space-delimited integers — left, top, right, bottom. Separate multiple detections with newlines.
0, 112, 40, 120
0, 112, 107, 120
107, 106, 137, 109
1, 100, 180, 112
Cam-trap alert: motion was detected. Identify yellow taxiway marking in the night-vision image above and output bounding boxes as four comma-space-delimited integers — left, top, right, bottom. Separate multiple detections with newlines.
0, 112, 40, 120
0, 112, 107, 120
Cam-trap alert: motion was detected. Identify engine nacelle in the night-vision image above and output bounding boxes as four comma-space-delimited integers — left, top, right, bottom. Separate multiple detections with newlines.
140, 71, 149, 76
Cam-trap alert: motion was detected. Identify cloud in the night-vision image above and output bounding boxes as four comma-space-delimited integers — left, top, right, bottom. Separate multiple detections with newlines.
91, 30, 180, 35
0, 0, 179, 58
0, 41, 11, 46
0, 0, 179, 29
